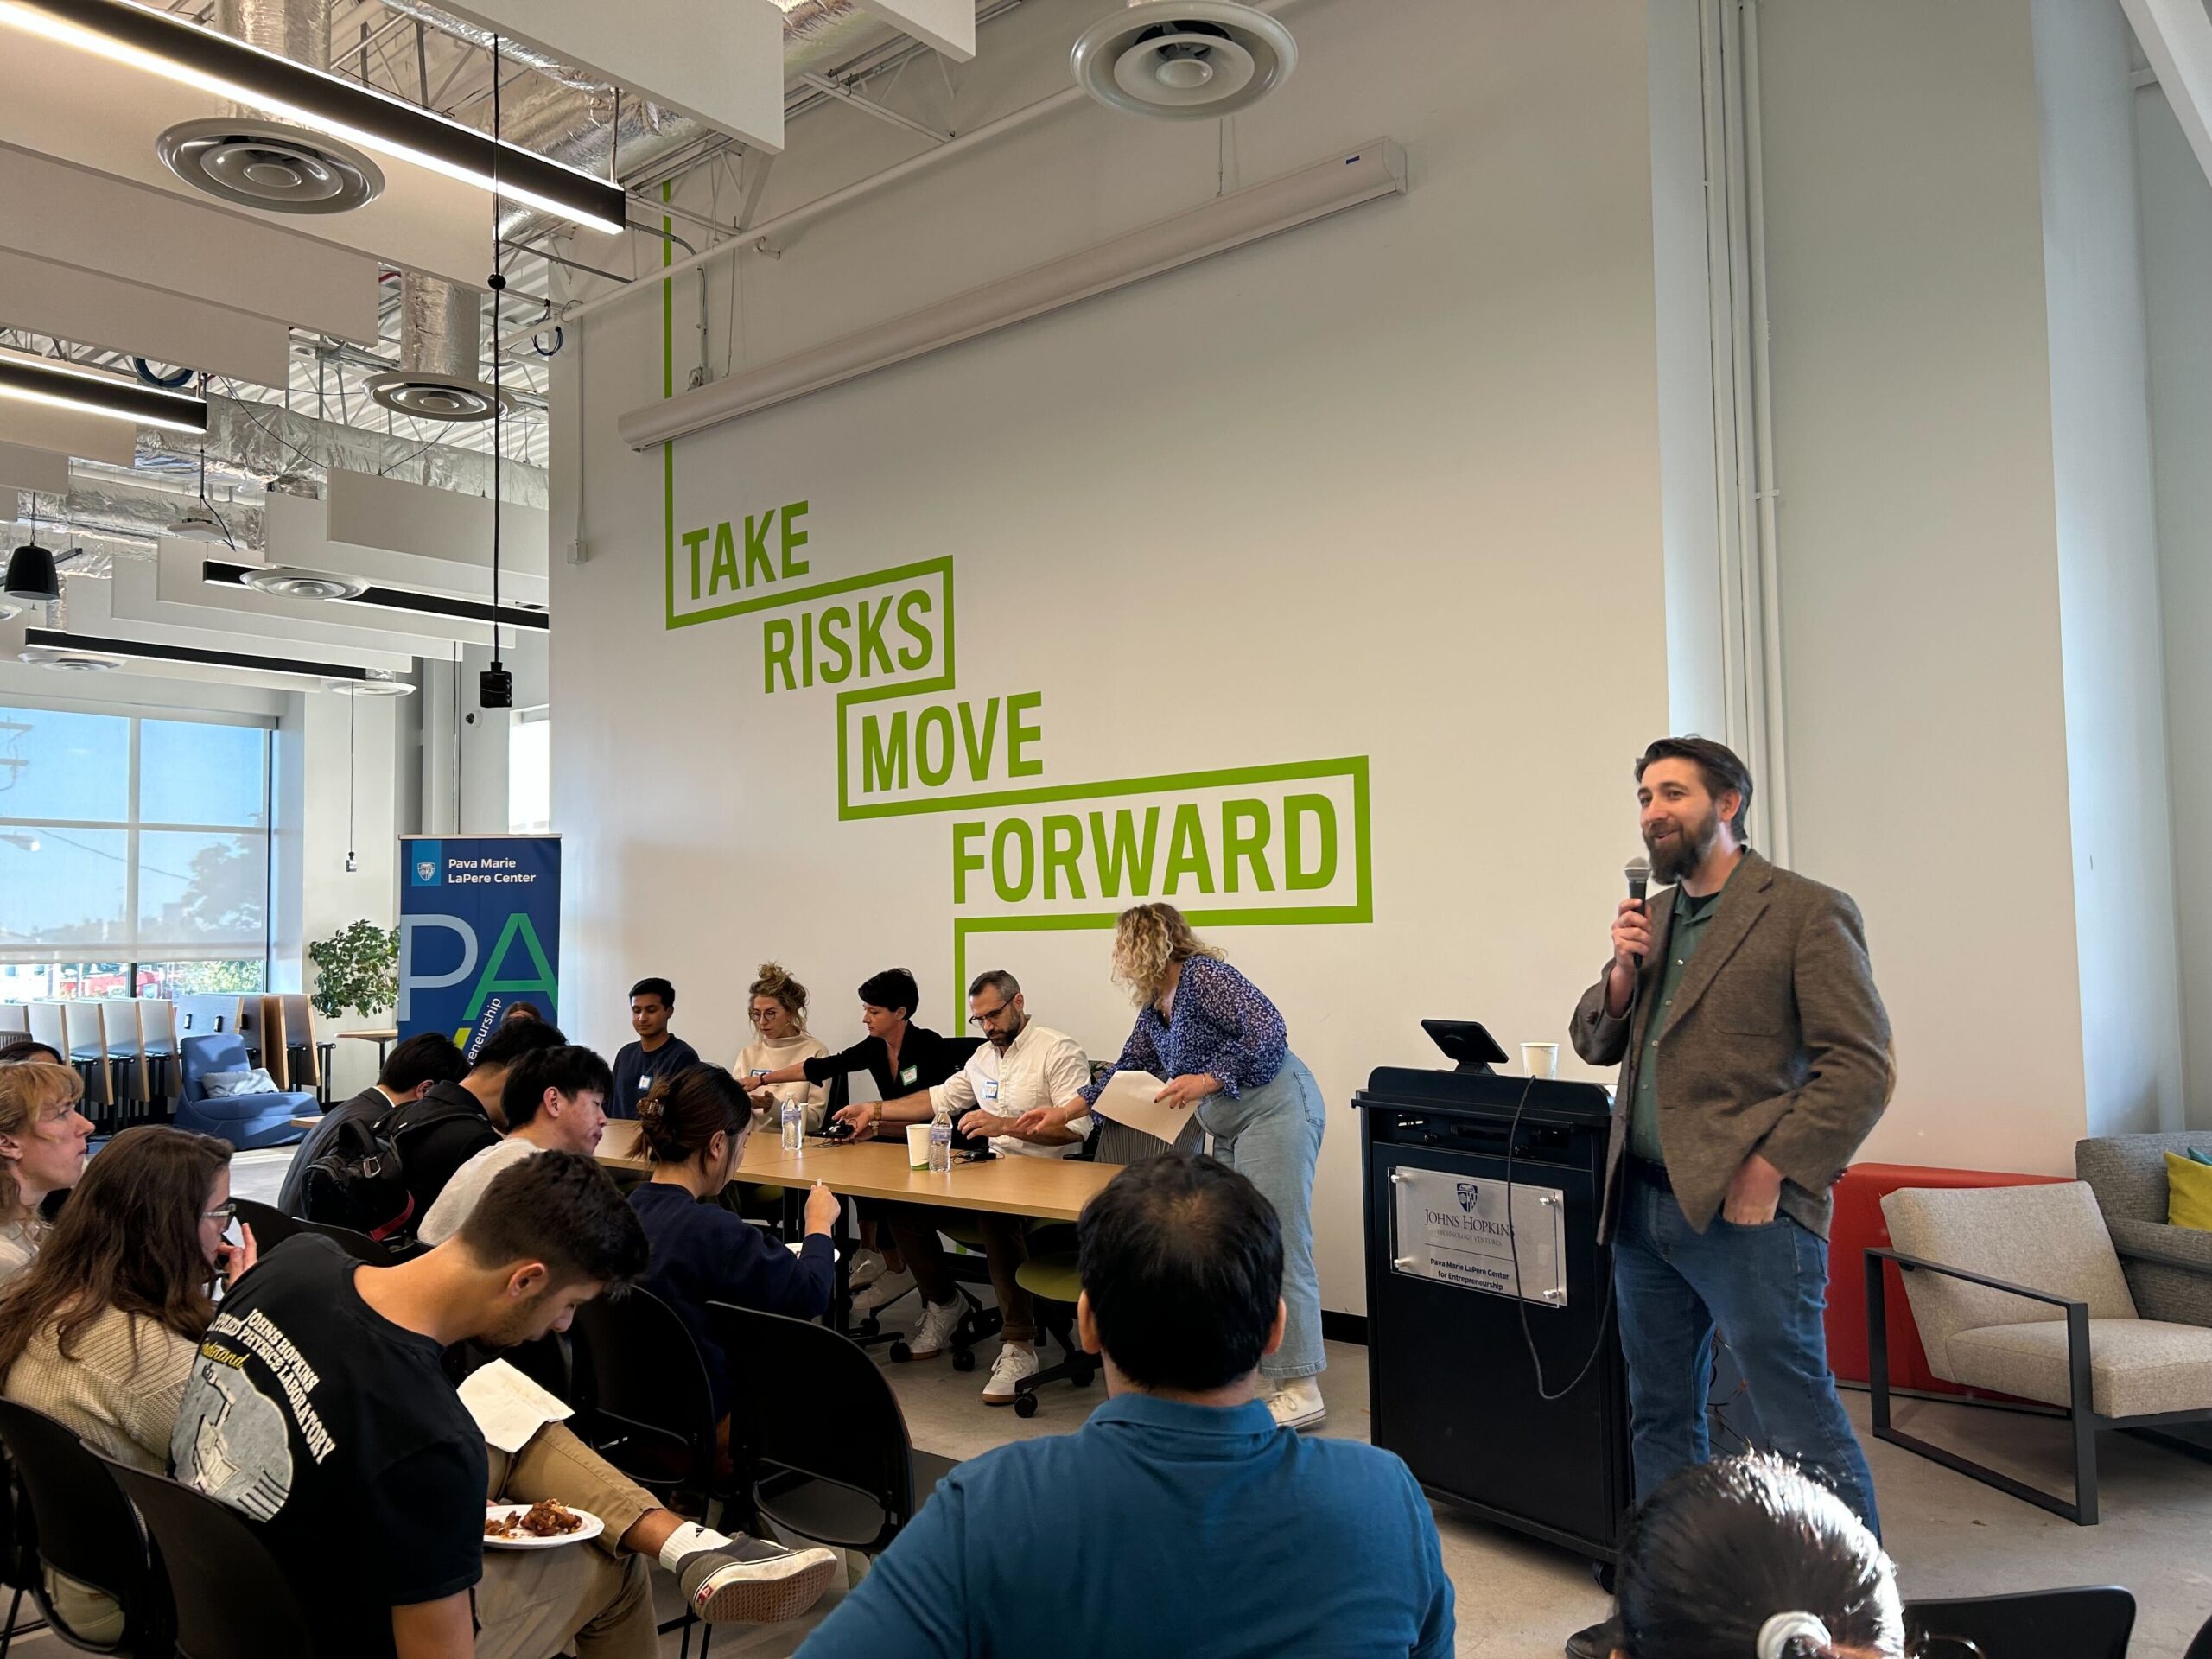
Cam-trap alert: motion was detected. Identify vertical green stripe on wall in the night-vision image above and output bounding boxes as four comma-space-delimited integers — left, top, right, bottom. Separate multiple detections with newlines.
662, 181, 675, 632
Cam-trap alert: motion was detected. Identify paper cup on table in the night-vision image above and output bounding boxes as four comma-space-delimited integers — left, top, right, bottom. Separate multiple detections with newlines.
906, 1124, 931, 1168
1522, 1042, 1560, 1080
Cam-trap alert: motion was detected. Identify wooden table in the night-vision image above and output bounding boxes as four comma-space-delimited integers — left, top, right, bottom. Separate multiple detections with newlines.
338, 1027, 402, 1068
595, 1124, 1118, 1222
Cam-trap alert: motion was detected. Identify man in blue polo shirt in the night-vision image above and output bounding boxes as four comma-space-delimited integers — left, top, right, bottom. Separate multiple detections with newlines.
794, 1154, 1454, 1659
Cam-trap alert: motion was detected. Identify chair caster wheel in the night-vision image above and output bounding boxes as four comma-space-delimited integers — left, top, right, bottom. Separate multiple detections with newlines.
952, 1348, 976, 1373
857, 1315, 880, 1339
888, 1341, 912, 1363
1014, 1393, 1039, 1419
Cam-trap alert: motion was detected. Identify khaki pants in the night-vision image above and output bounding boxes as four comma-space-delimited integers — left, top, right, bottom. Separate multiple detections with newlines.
475, 1421, 662, 1659
887, 1206, 1034, 1344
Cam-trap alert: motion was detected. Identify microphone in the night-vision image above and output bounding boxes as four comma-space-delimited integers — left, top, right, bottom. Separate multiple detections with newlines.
1624, 855, 1651, 970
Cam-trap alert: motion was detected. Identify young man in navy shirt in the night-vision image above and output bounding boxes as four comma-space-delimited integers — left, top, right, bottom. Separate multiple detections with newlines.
608, 976, 701, 1120
794, 1154, 1455, 1659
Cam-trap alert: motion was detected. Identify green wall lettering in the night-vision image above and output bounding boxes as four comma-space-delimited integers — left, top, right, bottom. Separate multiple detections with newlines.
1164, 803, 1217, 895
1007, 691, 1044, 777
862, 711, 908, 792
763, 618, 796, 693
819, 604, 854, 683
743, 512, 775, 587
683, 526, 709, 600
991, 817, 1033, 903
709, 521, 740, 595
897, 590, 935, 670
1286, 794, 1338, 890
780, 499, 810, 577
953, 819, 985, 903
1042, 814, 1086, 899
1222, 798, 1275, 893
1090, 807, 1160, 897
915, 705, 956, 787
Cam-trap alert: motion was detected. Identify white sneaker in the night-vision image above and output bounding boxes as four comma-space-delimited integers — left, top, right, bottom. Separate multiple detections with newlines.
982, 1343, 1039, 1406
906, 1298, 963, 1360
848, 1248, 888, 1289
852, 1268, 915, 1313
1263, 1376, 1326, 1431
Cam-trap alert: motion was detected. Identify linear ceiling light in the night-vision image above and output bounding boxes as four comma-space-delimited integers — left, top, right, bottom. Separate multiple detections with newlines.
0, 0, 627, 234
205, 558, 551, 632
0, 347, 207, 434
23, 626, 371, 682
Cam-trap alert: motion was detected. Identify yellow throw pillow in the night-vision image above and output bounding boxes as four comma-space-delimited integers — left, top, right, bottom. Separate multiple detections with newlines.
2164, 1151, 2212, 1232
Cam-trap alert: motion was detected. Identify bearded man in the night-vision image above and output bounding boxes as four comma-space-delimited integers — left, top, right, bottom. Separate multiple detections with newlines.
1561, 738, 1894, 1659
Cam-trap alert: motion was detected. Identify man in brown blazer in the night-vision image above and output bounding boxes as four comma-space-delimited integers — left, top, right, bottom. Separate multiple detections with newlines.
1561, 738, 1891, 1659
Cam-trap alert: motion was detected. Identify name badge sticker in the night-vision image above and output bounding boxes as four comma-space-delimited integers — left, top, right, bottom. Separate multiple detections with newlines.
900, 1065, 918, 1086
981, 1077, 1000, 1102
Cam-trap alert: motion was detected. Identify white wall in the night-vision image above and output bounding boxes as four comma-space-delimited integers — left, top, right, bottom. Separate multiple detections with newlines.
555, 0, 1674, 1316
2141, 82, 2212, 1127
1753, 0, 2092, 1171
2032, 0, 2183, 1137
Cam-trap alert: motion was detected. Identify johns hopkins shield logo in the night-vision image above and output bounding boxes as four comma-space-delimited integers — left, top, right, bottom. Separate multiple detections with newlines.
410, 842, 442, 887
1456, 1181, 1479, 1212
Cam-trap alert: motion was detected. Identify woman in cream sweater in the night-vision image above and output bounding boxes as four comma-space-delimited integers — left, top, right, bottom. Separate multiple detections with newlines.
0, 1125, 252, 1643
732, 962, 830, 1134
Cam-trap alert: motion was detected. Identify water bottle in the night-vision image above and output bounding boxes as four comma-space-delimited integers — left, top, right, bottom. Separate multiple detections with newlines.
779, 1096, 803, 1154
928, 1099, 954, 1173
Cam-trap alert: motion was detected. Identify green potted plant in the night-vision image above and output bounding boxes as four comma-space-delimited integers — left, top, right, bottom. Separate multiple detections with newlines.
308, 919, 400, 1021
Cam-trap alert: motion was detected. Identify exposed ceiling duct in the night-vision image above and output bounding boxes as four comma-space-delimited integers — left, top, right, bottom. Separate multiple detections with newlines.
159, 0, 387, 215
365, 273, 512, 423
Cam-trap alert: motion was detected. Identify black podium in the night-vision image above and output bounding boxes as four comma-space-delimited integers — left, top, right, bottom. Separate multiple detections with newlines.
1355, 1065, 1632, 1573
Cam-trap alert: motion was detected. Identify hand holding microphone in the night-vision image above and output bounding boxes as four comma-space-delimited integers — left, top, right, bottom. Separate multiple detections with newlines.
1607, 856, 1653, 1013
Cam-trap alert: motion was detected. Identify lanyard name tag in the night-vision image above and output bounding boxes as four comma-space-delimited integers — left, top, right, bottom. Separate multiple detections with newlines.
900, 1065, 918, 1086
981, 1077, 999, 1102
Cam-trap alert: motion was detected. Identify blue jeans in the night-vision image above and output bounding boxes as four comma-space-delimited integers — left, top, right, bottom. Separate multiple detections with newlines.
1612, 1162, 1879, 1535
1198, 1053, 1326, 1381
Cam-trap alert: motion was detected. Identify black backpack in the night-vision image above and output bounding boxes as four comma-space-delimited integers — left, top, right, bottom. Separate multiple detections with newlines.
298, 1110, 416, 1239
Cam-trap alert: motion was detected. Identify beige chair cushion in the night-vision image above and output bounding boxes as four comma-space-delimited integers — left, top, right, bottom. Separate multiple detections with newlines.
1880, 1182, 2137, 1371
1945, 1319, 2212, 1416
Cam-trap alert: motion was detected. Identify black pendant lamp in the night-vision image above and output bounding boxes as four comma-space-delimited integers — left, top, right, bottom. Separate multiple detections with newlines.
4, 495, 60, 605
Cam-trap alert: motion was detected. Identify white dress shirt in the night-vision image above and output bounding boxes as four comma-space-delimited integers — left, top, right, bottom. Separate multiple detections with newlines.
929, 1020, 1093, 1159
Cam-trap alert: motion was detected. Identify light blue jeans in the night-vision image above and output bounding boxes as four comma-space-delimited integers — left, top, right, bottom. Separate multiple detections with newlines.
1198, 1052, 1326, 1382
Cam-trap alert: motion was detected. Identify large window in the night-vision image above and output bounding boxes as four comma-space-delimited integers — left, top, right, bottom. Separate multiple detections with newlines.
0, 705, 272, 988
510, 706, 550, 835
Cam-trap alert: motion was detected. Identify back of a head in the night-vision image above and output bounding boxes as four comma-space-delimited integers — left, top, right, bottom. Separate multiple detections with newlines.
379, 1033, 469, 1095
856, 967, 918, 1017
471, 1017, 567, 1076
502, 1045, 614, 1129
0, 1039, 61, 1067
1616, 1454, 1903, 1659
454, 1149, 647, 1288
636, 1064, 747, 1164
1078, 1154, 1282, 1393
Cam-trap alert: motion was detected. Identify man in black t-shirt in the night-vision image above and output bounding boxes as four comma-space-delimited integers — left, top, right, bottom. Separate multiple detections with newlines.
607, 976, 701, 1120
385, 1018, 564, 1231
174, 1152, 838, 1659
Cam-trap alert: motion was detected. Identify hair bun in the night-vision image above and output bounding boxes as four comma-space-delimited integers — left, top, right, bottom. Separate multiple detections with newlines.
756, 962, 786, 988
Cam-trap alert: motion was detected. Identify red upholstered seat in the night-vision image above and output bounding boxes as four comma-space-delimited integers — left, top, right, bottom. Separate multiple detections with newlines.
1827, 1162, 2069, 1397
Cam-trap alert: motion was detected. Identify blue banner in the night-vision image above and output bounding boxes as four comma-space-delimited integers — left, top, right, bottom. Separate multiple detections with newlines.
397, 835, 561, 1059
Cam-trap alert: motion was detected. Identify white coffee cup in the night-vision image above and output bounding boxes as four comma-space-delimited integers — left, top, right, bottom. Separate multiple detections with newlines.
1522, 1042, 1560, 1081
906, 1123, 932, 1169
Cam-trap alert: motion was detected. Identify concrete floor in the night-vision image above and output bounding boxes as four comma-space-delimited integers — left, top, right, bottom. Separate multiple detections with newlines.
218, 1151, 2212, 1658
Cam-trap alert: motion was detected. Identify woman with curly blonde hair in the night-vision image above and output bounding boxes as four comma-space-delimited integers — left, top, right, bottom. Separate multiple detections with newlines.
0, 1063, 94, 1284
731, 962, 830, 1133
1014, 901, 1328, 1429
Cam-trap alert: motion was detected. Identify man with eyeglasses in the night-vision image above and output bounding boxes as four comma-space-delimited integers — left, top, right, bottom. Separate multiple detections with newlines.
833, 969, 1092, 1405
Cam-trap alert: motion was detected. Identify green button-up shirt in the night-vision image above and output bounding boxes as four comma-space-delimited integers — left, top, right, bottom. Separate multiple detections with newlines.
1628, 880, 1726, 1165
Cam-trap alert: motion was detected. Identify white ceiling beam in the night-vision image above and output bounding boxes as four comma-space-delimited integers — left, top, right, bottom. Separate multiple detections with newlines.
0, 35, 507, 294
433, 0, 786, 150
112, 551, 457, 658
323, 468, 549, 577
64, 570, 415, 675
0, 396, 137, 468
0, 441, 70, 496
0, 146, 378, 344
855, 0, 975, 62
156, 535, 532, 649
0, 246, 289, 386
2120, 0, 2212, 188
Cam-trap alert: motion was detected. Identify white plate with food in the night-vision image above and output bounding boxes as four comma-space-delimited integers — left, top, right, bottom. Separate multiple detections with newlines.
484, 1499, 603, 1549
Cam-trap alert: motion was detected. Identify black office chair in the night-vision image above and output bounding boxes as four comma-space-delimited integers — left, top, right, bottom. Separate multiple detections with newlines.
1007, 1223, 1098, 1418
2184, 1603, 2212, 1659
711, 1301, 956, 1556
0, 1402, 160, 1656
0, 1442, 48, 1658
1905, 1586, 2134, 1659
233, 1198, 392, 1265
569, 1287, 731, 1519
93, 1453, 313, 1659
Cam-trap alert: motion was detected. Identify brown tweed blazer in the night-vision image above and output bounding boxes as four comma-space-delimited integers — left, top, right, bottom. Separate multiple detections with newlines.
1569, 849, 1893, 1242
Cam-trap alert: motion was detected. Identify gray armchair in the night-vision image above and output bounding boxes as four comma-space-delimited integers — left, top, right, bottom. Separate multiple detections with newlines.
2075, 1132, 2212, 1326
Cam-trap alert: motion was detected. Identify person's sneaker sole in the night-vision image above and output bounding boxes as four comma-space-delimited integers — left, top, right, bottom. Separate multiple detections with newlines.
1271, 1403, 1327, 1431
688, 1548, 840, 1624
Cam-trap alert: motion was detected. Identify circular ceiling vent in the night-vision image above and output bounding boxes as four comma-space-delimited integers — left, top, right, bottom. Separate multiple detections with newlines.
333, 672, 416, 698
1071, 1, 1296, 119
157, 118, 384, 214
20, 645, 126, 674
239, 565, 370, 601
363, 370, 514, 424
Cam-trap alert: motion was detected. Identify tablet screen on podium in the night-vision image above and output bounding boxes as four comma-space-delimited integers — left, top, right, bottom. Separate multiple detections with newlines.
1420, 1020, 1510, 1072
